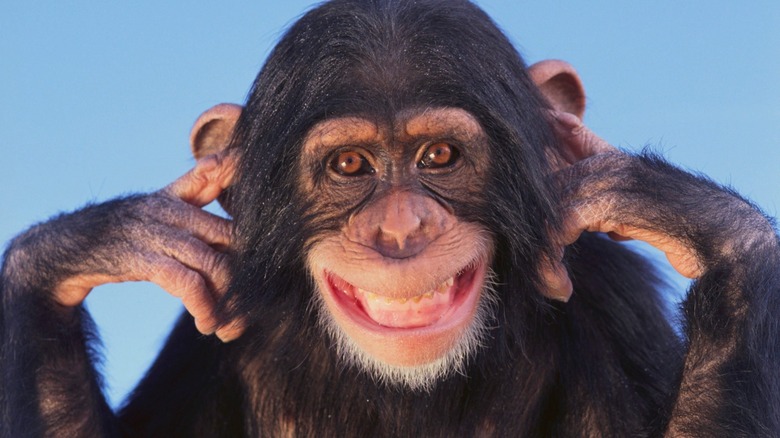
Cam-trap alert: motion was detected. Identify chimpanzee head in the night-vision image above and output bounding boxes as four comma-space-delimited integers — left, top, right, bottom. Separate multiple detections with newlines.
189, 0, 585, 389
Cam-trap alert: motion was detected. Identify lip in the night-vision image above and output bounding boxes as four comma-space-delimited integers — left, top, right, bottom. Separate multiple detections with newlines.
323, 262, 487, 338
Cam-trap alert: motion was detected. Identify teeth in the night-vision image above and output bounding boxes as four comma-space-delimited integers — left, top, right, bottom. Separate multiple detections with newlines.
351, 276, 459, 328
329, 270, 467, 328
437, 277, 454, 293
353, 277, 455, 303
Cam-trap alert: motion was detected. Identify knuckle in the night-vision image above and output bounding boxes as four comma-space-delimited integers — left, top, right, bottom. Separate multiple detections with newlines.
153, 261, 200, 297
208, 217, 234, 245
176, 270, 206, 299
197, 247, 220, 273
186, 210, 233, 245
213, 250, 231, 267
213, 216, 233, 237
202, 249, 231, 284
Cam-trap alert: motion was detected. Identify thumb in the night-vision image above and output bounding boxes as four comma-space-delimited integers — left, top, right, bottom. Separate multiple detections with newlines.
165, 151, 237, 207
549, 110, 617, 164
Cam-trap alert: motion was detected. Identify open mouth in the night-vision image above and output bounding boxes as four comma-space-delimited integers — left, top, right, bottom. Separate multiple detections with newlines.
324, 263, 486, 332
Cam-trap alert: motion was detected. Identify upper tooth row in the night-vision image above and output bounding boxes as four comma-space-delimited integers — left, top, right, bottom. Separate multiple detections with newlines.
355, 277, 454, 303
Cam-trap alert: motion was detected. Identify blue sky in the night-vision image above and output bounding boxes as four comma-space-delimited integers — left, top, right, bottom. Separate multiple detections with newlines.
1, 1, 778, 407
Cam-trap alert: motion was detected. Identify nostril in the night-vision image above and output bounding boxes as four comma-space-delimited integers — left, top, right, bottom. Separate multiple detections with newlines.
374, 202, 424, 257
374, 231, 426, 259
377, 229, 408, 252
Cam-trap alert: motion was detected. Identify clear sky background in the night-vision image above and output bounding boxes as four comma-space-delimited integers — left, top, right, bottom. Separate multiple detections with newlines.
1, 1, 778, 408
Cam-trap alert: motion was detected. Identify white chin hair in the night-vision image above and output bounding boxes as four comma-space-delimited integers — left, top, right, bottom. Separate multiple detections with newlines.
313, 270, 498, 392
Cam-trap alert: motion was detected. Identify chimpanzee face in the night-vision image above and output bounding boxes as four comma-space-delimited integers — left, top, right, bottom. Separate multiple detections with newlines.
302, 107, 496, 389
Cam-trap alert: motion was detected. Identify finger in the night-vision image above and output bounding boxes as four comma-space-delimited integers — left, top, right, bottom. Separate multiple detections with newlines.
160, 202, 233, 248
561, 204, 703, 279
557, 206, 589, 247
540, 257, 573, 302
54, 273, 118, 306
157, 230, 247, 340
148, 257, 220, 334
165, 151, 237, 207
159, 230, 232, 296
216, 319, 246, 343
185, 208, 232, 249
548, 110, 617, 163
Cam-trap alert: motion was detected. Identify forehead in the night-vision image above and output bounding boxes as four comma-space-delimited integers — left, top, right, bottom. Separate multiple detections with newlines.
302, 107, 484, 153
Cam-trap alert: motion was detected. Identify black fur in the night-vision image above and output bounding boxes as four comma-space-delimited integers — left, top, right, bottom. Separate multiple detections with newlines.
2, 0, 779, 436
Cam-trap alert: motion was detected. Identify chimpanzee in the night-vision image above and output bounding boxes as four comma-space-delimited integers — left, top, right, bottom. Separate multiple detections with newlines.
2, 0, 779, 436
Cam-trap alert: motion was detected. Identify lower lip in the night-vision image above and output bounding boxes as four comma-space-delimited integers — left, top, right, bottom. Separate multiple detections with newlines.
324, 264, 486, 336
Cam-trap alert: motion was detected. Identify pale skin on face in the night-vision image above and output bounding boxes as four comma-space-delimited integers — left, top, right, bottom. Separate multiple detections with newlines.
303, 108, 493, 367
302, 108, 491, 297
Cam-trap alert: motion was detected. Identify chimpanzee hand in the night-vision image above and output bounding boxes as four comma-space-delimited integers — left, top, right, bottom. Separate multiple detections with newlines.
543, 111, 777, 300
5, 152, 242, 341
544, 111, 780, 435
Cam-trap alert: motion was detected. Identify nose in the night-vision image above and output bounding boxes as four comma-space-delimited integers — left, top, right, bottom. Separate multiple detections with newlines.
347, 191, 454, 259
376, 193, 424, 257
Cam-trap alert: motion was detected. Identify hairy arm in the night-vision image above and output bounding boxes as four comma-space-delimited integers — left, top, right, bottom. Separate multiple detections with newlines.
0, 154, 237, 437
550, 113, 780, 436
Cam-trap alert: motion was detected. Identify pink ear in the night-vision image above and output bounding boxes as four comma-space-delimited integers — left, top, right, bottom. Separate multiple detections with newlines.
190, 103, 243, 159
528, 60, 586, 119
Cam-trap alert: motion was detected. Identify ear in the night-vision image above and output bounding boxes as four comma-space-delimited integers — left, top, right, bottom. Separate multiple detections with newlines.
190, 103, 243, 159
189, 103, 242, 215
528, 60, 586, 119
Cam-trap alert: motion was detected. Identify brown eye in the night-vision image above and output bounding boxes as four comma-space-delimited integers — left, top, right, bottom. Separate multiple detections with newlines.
419, 142, 460, 169
330, 150, 374, 176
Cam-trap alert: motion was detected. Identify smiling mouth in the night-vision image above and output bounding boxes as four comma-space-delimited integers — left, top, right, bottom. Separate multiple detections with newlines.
325, 264, 484, 330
